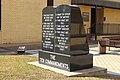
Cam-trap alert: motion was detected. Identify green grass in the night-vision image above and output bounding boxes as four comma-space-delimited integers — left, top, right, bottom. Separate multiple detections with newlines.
0, 54, 119, 80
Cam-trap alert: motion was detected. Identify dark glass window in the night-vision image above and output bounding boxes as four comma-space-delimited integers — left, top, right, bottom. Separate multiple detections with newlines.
47, 0, 54, 6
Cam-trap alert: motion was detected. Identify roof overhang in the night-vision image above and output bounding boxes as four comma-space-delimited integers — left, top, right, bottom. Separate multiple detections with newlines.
71, 0, 120, 9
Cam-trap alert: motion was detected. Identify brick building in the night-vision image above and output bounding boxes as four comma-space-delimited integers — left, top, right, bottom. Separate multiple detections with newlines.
1, 0, 120, 44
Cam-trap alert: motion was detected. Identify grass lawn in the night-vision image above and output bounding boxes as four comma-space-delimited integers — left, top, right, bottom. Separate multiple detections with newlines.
0, 54, 120, 80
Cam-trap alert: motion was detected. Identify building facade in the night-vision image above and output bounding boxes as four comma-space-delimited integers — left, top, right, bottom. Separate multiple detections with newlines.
1, 0, 120, 44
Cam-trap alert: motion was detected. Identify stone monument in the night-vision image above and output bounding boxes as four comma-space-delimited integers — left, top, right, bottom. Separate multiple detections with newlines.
39, 5, 93, 72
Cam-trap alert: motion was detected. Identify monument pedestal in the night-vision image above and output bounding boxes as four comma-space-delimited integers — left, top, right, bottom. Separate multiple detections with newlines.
39, 50, 93, 71
28, 62, 107, 77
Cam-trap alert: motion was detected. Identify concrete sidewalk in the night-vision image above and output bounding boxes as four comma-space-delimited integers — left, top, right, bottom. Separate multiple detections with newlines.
93, 54, 120, 76
89, 47, 120, 76
0, 42, 41, 53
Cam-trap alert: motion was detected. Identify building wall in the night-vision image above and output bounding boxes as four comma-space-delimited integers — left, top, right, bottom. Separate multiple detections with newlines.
1, 0, 72, 44
1, 0, 47, 44
103, 8, 120, 34
1, 0, 120, 44
0, 32, 2, 43
54, 0, 71, 6
104, 8, 120, 24
78, 5, 92, 34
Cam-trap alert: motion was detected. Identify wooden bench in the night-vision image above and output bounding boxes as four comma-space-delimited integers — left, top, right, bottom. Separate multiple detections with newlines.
98, 36, 120, 54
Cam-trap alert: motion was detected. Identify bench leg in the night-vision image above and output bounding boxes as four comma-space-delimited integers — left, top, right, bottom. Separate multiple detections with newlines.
108, 47, 110, 51
98, 42, 106, 54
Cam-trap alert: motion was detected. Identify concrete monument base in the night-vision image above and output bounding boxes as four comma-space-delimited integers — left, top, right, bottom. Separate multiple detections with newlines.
28, 61, 107, 77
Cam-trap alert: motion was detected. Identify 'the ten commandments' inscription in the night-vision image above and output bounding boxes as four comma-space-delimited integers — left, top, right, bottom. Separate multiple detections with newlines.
55, 12, 71, 54
42, 7, 55, 52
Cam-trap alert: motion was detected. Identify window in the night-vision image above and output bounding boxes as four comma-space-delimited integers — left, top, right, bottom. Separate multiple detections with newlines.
47, 0, 54, 6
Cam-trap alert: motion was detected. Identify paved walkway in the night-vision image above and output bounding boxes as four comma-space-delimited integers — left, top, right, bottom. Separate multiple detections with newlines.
94, 54, 120, 76
90, 47, 120, 76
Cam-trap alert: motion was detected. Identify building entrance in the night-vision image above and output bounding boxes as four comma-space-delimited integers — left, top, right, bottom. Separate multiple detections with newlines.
91, 7, 104, 39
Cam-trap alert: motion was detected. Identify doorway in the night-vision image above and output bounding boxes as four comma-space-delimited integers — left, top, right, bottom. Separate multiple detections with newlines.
91, 8, 96, 34
91, 7, 104, 40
